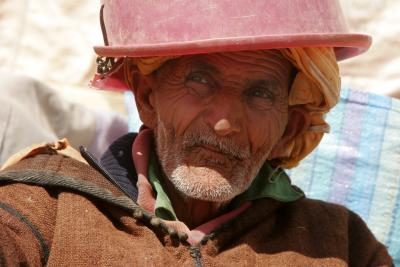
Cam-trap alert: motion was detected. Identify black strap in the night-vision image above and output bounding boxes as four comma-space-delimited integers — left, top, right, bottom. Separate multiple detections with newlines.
0, 202, 49, 265
79, 146, 135, 200
0, 170, 185, 242
99, 4, 109, 46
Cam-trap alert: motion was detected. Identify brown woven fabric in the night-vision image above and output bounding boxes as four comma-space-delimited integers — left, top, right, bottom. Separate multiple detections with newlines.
0, 154, 393, 266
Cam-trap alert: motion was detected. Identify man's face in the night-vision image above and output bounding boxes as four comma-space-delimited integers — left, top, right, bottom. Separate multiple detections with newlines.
147, 50, 293, 202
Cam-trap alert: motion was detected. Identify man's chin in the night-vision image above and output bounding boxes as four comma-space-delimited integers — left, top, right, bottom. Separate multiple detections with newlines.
169, 165, 246, 202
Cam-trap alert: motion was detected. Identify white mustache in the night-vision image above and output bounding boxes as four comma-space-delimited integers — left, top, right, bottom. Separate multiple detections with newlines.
183, 131, 250, 160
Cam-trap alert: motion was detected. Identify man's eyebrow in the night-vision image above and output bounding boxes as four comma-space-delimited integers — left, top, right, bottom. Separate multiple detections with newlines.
189, 61, 221, 75
248, 79, 278, 89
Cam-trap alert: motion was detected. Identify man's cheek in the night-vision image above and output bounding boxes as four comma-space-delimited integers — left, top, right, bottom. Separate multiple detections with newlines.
248, 125, 274, 154
174, 106, 207, 135
158, 105, 194, 135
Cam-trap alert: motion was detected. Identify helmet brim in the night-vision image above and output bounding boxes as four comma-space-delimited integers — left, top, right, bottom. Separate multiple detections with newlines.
94, 33, 372, 61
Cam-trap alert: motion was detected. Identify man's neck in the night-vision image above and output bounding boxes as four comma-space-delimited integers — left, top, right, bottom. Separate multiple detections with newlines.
160, 174, 227, 228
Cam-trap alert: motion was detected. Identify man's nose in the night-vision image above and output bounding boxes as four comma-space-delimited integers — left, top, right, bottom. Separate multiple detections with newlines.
204, 95, 242, 136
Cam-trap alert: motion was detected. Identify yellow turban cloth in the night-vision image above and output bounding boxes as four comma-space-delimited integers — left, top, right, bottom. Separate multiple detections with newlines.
126, 47, 340, 168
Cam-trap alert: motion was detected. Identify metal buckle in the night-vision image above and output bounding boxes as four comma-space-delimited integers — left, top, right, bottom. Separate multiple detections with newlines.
96, 57, 115, 75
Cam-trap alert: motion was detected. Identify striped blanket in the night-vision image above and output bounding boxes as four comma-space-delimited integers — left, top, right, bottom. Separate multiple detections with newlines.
125, 88, 400, 263
288, 88, 400, 263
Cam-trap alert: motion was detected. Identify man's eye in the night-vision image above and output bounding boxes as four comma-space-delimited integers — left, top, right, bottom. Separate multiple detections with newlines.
248, 88, 274, 99
247, 87, 275, 110
185, 72, 215, 97
187, 73, 209, 84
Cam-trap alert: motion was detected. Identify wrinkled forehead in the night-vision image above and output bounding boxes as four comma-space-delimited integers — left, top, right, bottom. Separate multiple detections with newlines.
155, 50, 294, 82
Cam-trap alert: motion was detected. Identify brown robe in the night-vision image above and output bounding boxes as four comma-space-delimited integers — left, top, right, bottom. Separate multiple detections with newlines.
0, 153, 393, 266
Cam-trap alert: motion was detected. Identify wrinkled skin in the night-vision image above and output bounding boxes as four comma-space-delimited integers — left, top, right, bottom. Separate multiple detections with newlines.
135, 50, 307, 227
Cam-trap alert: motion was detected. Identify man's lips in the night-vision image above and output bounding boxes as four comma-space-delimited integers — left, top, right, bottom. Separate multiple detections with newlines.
200, 144, 224, 154
192, 145, 231, 171
198, 144, 244, 161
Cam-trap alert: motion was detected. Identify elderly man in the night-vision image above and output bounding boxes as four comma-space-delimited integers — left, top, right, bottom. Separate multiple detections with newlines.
0, 0, 393, 266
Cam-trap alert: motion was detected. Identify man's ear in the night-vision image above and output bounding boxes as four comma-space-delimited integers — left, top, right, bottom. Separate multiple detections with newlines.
268, 106, 311, 160
134, 73, 158, 128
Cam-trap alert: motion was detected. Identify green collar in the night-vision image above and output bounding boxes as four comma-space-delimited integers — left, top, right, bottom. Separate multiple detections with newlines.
147, 151, 304, 221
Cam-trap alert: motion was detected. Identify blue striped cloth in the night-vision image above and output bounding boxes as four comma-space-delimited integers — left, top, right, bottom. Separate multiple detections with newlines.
125, 88, 400, 263
288, 88, 400, 264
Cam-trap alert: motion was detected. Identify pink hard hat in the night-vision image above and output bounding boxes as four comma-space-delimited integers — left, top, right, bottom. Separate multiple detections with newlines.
92, 0, 371, 90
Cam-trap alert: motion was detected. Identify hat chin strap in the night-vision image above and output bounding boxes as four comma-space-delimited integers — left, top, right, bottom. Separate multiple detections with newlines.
100, 5, 109, 46
96, 5, 117, 75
